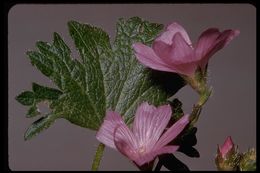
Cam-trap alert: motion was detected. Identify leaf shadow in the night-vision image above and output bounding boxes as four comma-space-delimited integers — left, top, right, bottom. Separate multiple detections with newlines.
155, 154, 190, 171
149, 70, 186, 97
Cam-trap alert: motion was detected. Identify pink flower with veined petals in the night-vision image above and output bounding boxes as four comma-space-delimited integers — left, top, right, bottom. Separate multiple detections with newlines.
218, 136, 235, 158
133, 22, 240, 76
96, 102, 189, 166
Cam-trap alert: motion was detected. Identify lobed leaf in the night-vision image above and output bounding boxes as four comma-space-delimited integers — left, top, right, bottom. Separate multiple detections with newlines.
17, 17, 185, 140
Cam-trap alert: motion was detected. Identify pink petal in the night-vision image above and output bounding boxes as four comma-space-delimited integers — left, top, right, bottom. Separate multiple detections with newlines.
195, 28, 221, 61
153, 34, 197, 76
169, 33, 195, 63
96, 111, 125, 149
114, 124, 138, 161
218, 29, 240, 47
132, 103, 172, 150
154, 114, 189, 149
153, 33, 194, 65
219, 136, 234, 158
133, 43, 179, 73
134, 145, 179, 166
152, 40, 173, 62
197, 29, 240, 69
172, 62, 198, 76
156, 22, 192, 47
132, 102, 156, 144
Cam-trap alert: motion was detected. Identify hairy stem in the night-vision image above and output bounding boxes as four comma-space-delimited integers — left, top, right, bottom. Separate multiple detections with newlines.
189, 87, 212, 126
91, 143, 105, 171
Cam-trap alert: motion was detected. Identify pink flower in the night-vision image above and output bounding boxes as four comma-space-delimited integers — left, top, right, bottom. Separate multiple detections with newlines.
218, 136, 235, 158
96, 102, 189, 166
133, 22, 240, 76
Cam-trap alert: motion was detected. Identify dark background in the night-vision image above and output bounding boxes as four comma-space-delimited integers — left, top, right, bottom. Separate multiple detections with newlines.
8, 4, 256, 170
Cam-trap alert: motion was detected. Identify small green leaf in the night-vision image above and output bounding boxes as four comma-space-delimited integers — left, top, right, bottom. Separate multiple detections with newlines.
16, 91, 35, 106
17, 83, 62, 119
26, 104, 40, 118
32, 82, 62, 100
24, 114, 56, 140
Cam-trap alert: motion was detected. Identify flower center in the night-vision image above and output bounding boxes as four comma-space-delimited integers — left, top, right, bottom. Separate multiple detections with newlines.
139, 146, 146, 154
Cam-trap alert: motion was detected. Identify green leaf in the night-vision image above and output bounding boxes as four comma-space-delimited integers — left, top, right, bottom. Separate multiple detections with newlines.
16, 83, 63, 118
26, 104, 40, 118
17, 17, 185, 140
16, 91, 35, 106
32, 82, 62, 100
24, 114, 56, 140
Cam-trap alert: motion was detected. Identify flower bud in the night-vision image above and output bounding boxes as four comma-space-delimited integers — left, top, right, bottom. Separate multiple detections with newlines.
219, 136, 235, 158
215, 136, 240, 171
239, 148, 256, 171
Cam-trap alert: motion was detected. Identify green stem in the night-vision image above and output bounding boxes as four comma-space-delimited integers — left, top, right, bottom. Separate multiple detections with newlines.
189, 87, 212, 126
91, 143, 105, 171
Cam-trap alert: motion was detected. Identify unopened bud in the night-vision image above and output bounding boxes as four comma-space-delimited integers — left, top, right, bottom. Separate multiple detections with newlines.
215, 136, 240, 171
239, 148, 256, 171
